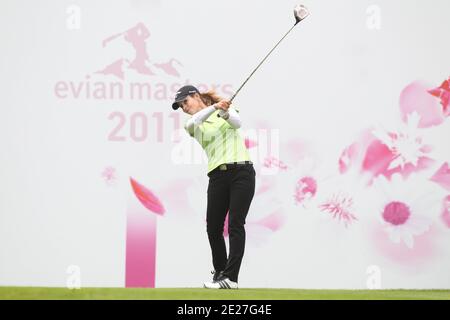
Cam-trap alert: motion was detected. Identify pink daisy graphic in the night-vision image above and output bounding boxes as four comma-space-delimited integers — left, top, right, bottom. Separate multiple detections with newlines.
371, 173, 443, 249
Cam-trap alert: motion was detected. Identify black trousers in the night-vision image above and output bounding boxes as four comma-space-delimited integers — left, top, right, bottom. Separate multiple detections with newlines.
206, 163, 256, 282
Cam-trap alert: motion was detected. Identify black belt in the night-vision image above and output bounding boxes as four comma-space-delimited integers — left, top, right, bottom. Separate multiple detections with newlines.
214, 161, 253, 172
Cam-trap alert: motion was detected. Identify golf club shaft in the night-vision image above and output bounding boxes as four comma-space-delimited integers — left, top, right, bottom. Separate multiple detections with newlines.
229, 21, 299, 103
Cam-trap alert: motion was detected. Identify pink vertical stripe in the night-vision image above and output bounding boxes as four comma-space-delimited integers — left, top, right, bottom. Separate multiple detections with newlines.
125, 177, 165, 288
125, 198, 157, 288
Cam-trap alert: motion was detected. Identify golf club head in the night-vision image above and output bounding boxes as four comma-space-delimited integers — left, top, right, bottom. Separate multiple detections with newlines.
294, 4, 309, 24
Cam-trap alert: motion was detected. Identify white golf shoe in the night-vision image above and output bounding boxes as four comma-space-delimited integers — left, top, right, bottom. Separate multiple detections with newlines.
203, 277, 238, 289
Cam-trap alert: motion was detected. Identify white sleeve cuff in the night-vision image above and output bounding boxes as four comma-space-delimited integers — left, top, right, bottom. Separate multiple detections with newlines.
220, 107, 241, 129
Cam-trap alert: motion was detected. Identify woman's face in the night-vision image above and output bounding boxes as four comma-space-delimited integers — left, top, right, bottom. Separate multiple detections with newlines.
179, 93, 204, 115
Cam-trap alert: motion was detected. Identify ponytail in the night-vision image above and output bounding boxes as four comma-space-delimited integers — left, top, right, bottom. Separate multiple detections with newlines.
199, 90, 223, 106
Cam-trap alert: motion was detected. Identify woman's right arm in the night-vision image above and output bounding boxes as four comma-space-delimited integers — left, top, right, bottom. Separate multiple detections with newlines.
184, 104, 218, 136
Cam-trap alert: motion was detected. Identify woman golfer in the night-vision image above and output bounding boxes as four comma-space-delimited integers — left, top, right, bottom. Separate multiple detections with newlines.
172, 85, 255, 289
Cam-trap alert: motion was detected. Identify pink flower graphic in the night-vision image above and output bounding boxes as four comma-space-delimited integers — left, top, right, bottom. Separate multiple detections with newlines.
254, 137, 319, 210
428, 77, 450, 117
339, 113, 436, 184
371, 173, 442, 249
399, 80, 445, 128
371, 112, 434, 172
101, 166, 117, 186
312, 169, 371, 228
294, 176, 317, 206
244, 137, 258, 149
319, 193, 358, 227
270, 157, 320, 209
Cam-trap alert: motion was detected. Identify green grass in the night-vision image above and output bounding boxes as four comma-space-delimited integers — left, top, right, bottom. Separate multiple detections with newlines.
0, 287, 449, 300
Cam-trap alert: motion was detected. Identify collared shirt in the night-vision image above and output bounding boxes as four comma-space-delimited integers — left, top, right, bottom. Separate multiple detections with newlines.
184, 107, 251, 173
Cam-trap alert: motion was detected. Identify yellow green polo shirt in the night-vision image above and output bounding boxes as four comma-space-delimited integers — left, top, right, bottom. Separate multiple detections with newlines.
185, 107, 251, 173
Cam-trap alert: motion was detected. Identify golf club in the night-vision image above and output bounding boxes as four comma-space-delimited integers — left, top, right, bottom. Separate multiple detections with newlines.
218, 4, 310, 117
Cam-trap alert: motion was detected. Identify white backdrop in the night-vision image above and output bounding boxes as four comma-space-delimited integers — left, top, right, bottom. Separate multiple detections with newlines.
1, 0, 449, 289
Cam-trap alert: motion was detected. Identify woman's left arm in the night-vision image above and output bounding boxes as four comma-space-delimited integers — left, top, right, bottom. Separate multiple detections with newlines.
219, 107, 241, 129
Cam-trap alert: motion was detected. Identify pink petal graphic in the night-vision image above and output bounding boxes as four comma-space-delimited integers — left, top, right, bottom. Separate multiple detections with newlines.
442, 195, 450, 228
253, 120, 272, 130
284, 140, 310, 166
130, 177, 165, 215
399, 80, 445, 128
244, 137, 258, 149
442, 211, 450, 228
255, 176, 275, 196
224, 210, 285, 237
430, 163, 450, 191
371, 225, 437, 267
428, 77, 450, 117
158, 179, 196, 218
223, 213, 229, 238
254, 210, 285, 231
362, 139, 394, 177
339, 128, 374, 174
339, 142, 359, 174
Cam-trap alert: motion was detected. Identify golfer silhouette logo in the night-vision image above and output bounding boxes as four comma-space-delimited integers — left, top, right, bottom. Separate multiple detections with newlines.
95, 22, 183, 80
